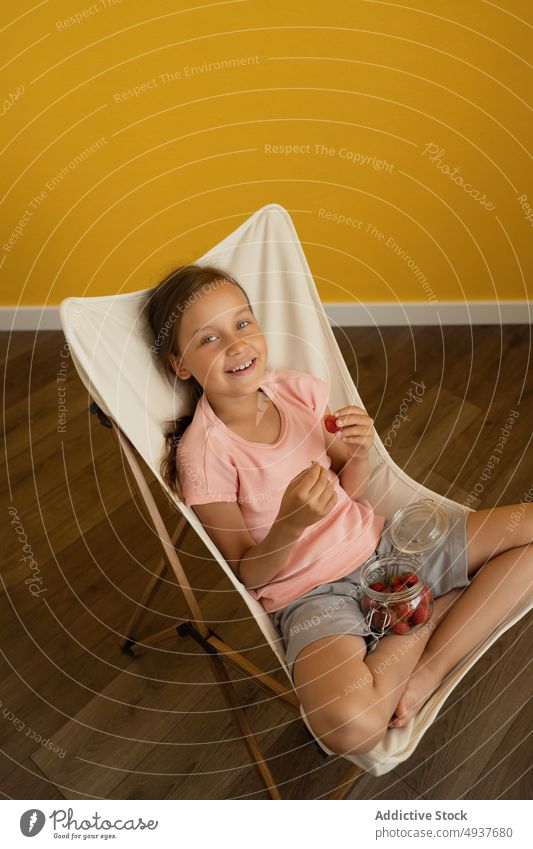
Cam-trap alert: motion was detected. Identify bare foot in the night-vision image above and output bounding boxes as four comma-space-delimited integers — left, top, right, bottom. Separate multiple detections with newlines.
387, 589, 462, 729
387, 664, 441, 727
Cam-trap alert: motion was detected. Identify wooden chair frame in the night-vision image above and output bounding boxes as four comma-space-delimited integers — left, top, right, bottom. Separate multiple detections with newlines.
91, 402, 365, 799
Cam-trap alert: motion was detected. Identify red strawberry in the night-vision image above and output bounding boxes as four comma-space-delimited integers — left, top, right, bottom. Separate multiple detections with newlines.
391, 575, 403, 587
411, 603, 431, 625
391, 620, 411, 635
394, 602, 412, 618
400, 571, 419, 588
369, 581, 387, 592
324, 415, 340, 433
392, 582, 409, 593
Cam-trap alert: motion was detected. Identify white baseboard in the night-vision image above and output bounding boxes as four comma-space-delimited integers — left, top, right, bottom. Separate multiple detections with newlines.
0, 307, 65, 331
0, 301, 530, 331
324, 301, 531, 326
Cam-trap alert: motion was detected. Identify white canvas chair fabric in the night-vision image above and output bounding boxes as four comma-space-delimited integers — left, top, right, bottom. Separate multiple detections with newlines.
60, 203, 532, 777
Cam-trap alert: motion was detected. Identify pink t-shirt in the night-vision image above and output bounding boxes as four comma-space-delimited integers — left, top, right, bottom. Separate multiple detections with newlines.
177, 368, 385, 613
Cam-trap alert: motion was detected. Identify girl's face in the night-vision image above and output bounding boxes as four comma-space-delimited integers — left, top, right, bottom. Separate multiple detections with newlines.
170, 280, 268, 395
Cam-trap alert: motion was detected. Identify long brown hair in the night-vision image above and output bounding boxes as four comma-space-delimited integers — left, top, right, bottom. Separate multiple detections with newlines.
144, 263, 253, 498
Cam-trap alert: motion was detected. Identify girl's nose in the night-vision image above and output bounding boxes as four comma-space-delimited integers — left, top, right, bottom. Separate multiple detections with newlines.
226, 337, 249, 354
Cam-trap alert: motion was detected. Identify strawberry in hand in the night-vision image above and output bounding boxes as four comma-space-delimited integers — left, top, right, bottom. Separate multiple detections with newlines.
325, 405, 375, 457
324, 415, 340, 434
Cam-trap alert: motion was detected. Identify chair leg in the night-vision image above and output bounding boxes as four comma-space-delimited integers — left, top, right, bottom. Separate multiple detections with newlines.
120, 560, 167, 650
207, 651, 282, 800
119, 515, 188, 650
126, 625, 183, 655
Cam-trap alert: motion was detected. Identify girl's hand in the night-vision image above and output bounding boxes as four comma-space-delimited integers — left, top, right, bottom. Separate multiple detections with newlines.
276, 461, 338, 533
332, 405, 374, 457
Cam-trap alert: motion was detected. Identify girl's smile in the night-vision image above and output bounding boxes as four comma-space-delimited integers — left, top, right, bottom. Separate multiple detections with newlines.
225, 356, 258, 376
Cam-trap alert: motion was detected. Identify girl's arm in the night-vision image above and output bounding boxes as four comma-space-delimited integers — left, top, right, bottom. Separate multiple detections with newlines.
338, 449, 372, 499
192, 500, 306, 591
238, 515, 306, 590
322, 407, 372, 499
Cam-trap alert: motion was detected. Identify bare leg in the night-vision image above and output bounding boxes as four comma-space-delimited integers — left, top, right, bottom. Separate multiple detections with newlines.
292, 588, 464, 754
292, 505, 533, 753
361, 588, 463, 723
389, 542, 533, 727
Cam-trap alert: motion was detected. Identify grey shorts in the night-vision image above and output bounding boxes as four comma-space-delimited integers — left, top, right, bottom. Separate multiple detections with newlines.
269, 505, 472, 681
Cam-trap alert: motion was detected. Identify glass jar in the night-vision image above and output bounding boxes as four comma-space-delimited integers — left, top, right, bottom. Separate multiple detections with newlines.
389, 499, 450, 554
359, 554, 433, 636
358, 499, 452, 636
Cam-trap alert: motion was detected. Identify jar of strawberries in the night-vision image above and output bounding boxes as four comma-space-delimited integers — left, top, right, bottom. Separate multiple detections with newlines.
359, 499, 451, 637
359, 554, 432, 636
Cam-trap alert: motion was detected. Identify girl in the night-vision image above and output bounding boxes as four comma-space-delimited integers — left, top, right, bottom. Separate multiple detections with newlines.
145, 263, 532, 756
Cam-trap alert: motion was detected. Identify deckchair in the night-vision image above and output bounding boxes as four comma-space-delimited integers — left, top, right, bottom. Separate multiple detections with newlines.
59, 202, 532, 799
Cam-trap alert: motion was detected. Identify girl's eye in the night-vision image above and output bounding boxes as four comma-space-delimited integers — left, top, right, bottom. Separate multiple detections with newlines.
201, 319, 251, 344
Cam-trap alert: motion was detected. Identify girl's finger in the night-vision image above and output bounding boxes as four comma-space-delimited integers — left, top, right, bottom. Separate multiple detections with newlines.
336, 415, 373, 427
340, 425, 373, 436
334, 405, 367, 417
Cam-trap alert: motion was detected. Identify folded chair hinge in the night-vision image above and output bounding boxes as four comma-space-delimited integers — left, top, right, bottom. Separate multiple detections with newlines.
176, 621, 223, 655
89, 401, 113, 429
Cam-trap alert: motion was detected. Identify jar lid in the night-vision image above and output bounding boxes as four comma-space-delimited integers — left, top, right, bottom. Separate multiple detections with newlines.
389, 499, 449, 554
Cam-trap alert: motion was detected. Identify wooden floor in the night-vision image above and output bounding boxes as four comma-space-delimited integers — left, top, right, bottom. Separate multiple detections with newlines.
1, 326, 532, 800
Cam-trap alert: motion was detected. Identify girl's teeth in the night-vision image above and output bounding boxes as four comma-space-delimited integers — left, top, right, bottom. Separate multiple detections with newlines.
231, 359, 253, 372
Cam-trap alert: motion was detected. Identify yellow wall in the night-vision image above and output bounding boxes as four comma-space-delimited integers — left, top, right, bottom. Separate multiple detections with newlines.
1, 0, 532, 306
